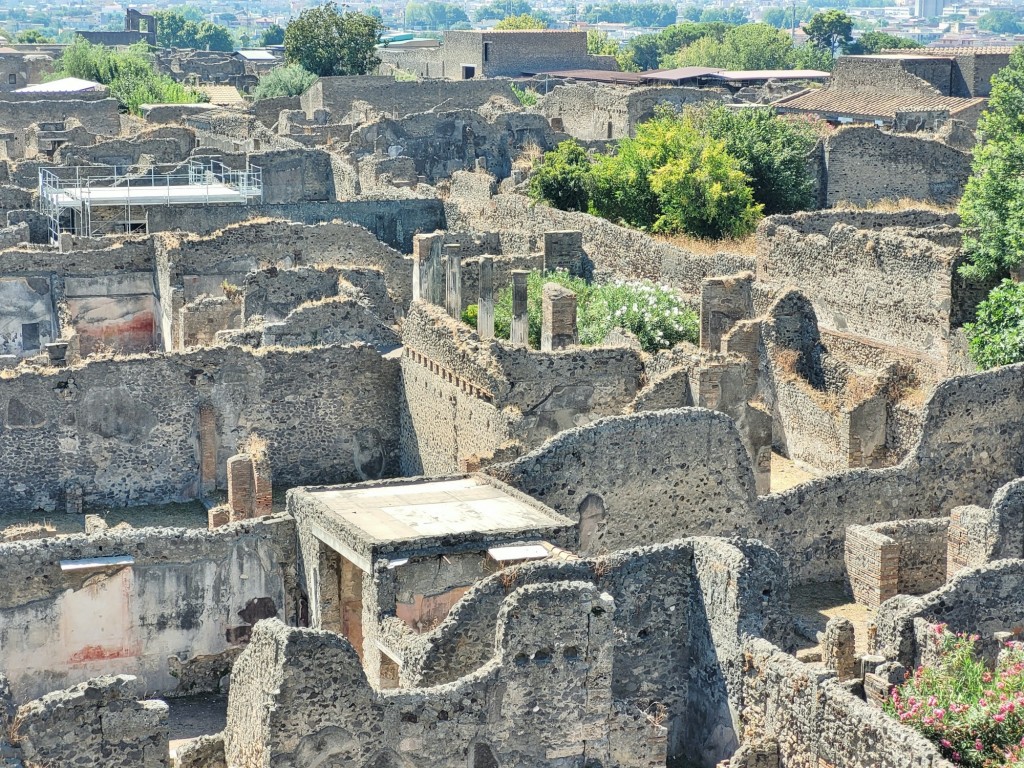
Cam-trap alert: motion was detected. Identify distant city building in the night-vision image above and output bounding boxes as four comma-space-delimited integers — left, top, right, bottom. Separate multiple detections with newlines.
914, 0, 946, 19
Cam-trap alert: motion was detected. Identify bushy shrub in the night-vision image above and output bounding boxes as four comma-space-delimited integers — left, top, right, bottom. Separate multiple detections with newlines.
886, 627, 1024, 767
511, 83, 538, 107
528, 139, 591, 213
964, 279, 1024, 370
253, 64, 317, 100
53, 38, 204, 115
476, 269, 697, 352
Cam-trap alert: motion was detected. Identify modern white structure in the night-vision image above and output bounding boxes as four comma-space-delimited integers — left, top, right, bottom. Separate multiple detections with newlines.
39, 159, 262, 242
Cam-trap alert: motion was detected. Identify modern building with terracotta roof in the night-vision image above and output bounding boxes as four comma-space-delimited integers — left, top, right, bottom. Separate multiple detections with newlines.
772, 53, 993, 129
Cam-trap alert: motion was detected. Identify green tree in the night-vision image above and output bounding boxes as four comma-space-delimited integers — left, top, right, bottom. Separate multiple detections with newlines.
253, 63, 317, 99
803, 10, 854, 55
721, 23, 795, 70
699, 8, 748, 24
964, 279, 1024, 369
689, 104, 820, 214
17, 30, 53, 43
959, 47, 1024, 280
623, 33, 660, 70
853, 29, 922, 53
977, 9, 1021, 34
405, 2, 469, 30
474, 0, 532, 21
791, 42, 834, 71
528, 139, 591, 213
494, 13, 548, 29
763, 6, 813, 29
649, 138, 762, 237
153, 10, 234, 50
663, 35, 730, 68
285, 3, 385, 77
258, 24, 285, 46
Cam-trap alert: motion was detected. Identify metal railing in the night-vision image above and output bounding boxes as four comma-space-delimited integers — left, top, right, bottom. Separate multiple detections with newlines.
38, 159, 263, 241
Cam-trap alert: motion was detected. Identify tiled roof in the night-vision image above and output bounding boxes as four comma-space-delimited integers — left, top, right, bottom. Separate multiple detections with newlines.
773, 87, 985, 120
889, 46, 1017, 55
198, 85, 245, 106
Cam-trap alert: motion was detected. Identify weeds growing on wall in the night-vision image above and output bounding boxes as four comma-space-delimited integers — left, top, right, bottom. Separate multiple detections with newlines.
511, 83, 539, 107
885, 627, 1024, 767
462, 269, 698, 352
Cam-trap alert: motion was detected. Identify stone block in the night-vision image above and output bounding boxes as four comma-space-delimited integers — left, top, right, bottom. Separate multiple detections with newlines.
541, 282, 577, 352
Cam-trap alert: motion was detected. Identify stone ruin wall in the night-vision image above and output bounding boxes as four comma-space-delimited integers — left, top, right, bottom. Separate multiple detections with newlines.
756, 217, 960, 362
0, 343, 400, 513
487, 409, 758, 556
232, 535, 789, 768
445, 173, 754, 299
541, 83, 721, 141
822, 126, 971, 208
398, 301, 644, 475
0, 516, 296, 703
300, 76, 518, 120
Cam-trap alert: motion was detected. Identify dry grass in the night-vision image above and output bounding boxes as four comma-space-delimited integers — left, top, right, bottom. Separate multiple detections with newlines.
2, 521, 56, 542
512, 139, 544, 174
831, 197, 956, 214
655, 230, 758, 256
241, 433, 269, 464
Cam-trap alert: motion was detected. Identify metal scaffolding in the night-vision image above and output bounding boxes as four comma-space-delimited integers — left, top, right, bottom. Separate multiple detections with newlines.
38, 159, 263, 242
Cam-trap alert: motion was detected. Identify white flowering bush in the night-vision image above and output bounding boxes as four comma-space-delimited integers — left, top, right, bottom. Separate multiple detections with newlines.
465, 269, 697, 353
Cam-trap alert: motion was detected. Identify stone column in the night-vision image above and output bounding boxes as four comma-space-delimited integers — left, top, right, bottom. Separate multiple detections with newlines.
541, 282, 577, 352
413, 234, 439, 305
444, 244, 462, 319
253, 458, 273, 518
478, 256, 495, 339
511, 270, 529, 348
822, 616, 857, 681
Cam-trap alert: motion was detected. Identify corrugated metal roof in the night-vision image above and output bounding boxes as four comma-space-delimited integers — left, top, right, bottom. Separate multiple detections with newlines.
236, 49, 277, 60
641, 67, 722, 81
912, 45, 1017, 55
711, 69, 831, 81
15, 77, 104, 93
773, 87, 984, 120
530, 68, 645, 84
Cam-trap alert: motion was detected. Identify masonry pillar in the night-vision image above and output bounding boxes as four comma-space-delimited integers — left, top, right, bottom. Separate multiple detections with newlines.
543, 230, 585, 276
477, 255, 495, 339
444, 244, 462, 319
822, 616, 857, 681
198, 404, 218, 495
541, 282, 577, 352
700, 272, 753, 352
253, 456, 272, 518
511, 270, 529, 348
413, 233, 440, 304
227, 454, 256, 522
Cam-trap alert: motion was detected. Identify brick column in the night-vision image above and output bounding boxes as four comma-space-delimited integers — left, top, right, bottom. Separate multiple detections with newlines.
511, 270, 529, 348
227, 454, 255, 522
253, 457, 273, 518
198, 405, 218, 495
542, 230, 584, 276
541, 282, 577, 352
477, 256, 494, 339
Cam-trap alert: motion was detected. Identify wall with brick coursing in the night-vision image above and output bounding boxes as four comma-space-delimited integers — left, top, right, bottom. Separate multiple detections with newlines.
399, 301, 644, 475
739, 637, 953, 768
0, 343, 400, 512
